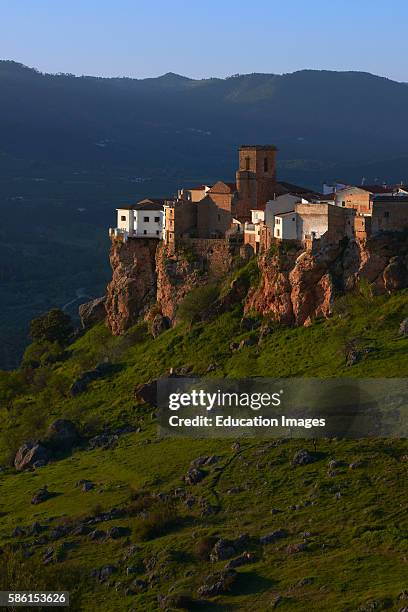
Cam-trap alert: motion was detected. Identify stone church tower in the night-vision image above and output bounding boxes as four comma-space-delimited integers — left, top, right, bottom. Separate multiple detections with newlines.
235, 145, 277, 220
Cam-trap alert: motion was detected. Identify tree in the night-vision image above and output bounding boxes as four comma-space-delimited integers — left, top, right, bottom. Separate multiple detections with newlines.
177, 284, 219, 328
29, 308, 73, 346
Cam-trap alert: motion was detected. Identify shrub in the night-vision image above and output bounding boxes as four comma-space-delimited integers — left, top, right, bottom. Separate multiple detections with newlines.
0, 548, 83, 607
21, 340, 64, 368
136, 500, 180, 540
30, 308, 73, 346
126, 490, 155, 515
177, 284, 219, 327
194, 536, 218, 560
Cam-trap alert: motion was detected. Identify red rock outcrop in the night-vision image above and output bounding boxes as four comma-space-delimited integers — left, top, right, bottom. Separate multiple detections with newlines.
246, 234, 408, 326
105, 238, 159, 335
105, 232, 408, 335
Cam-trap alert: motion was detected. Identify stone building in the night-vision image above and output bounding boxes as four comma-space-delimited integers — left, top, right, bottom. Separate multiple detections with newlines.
334, 185, 407, 215
234, 145, 277, 219
371, 196, 408, 235
272, 202, 354, 244
162, 145, 278, 246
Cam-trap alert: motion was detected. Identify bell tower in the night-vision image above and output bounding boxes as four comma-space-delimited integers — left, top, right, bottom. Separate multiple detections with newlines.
235, 145, 277, 219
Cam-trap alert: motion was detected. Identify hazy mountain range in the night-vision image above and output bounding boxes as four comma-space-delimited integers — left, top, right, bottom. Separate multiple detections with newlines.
1, 60, 408, 184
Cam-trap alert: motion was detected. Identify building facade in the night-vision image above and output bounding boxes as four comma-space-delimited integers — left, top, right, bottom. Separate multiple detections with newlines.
113, 199, 164, 239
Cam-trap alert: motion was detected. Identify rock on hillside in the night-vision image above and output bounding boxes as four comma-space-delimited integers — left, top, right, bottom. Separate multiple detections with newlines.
79, 297, 106, 329
14, 441, 51, 471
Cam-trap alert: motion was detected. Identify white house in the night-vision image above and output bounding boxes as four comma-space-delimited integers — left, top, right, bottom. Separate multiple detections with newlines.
250, 209, 265, 224
273, 211, 297, 240
265, 193, 312, 235
113, 198, 164, 239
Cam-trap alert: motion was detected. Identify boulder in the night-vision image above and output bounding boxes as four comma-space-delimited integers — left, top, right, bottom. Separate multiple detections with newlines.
45, 419, 80, 451
134, 380, 158, 406
238, 336, 257, 349
12, 526, 25, 537
260, 529, 288, 545
399, 318, 408, 336
383, 257, 408, 293
130, 578, 147, 593
292, 449, 315, 466
150, 314, 169, 338
75, 479, 95, 492
107, 526, 131, 539
14, 441, 51, 471
31, 485, 53, 505
78, 297, 106, 329
71, 524, 91, 536
197, 569, 237, 597
183, 467, 205, 485
190, 455, 220, 468
225, 551, 256, 569
286, 542, 308, 554
70, 363, 112, 396
346, 348, 363, 366
91, 565, 117, 583
89, 529, 106, 540
210, 539, 236, 562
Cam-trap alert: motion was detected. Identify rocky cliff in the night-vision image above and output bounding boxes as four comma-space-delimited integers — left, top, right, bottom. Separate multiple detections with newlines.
104, 233, 408, 336
156, 240, 239, 322
105, 238, 159, 335
105, 238, 241, 334
245, 234, 408, 325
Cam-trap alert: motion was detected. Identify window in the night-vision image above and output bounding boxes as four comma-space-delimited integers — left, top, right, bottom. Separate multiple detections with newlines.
120, 215, 126, 221
264, 157, 268, 172
218, 214, 221, 221
384, 211, 390, 218
156, 230, 160, 235
154, 216, 160, 223
342, 201, 346, 207
245, 156, 250, 170
143, 216, 149, 222
276, 229, 280, 237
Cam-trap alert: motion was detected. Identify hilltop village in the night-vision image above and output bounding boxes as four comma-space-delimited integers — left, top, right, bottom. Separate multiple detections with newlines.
103, 145, 408, 337
110, 144, 408, 254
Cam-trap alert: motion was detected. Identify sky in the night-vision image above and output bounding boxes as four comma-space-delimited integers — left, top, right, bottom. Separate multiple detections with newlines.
1, 0, 408, 81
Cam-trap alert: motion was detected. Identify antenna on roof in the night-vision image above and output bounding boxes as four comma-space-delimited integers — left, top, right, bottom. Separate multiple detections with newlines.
361, 177, 366, 185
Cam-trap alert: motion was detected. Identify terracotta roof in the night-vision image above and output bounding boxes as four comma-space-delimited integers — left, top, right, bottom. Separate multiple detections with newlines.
208, 181, 237, 193
275, 181, 321, 198
117, 198, 165, 211
186, 184, 212, 191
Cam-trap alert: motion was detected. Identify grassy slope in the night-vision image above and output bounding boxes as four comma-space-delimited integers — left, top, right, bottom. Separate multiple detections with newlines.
0, 290, 407, 611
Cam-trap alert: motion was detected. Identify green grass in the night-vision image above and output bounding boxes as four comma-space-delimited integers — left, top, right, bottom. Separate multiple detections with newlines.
0, 290, 407, 610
